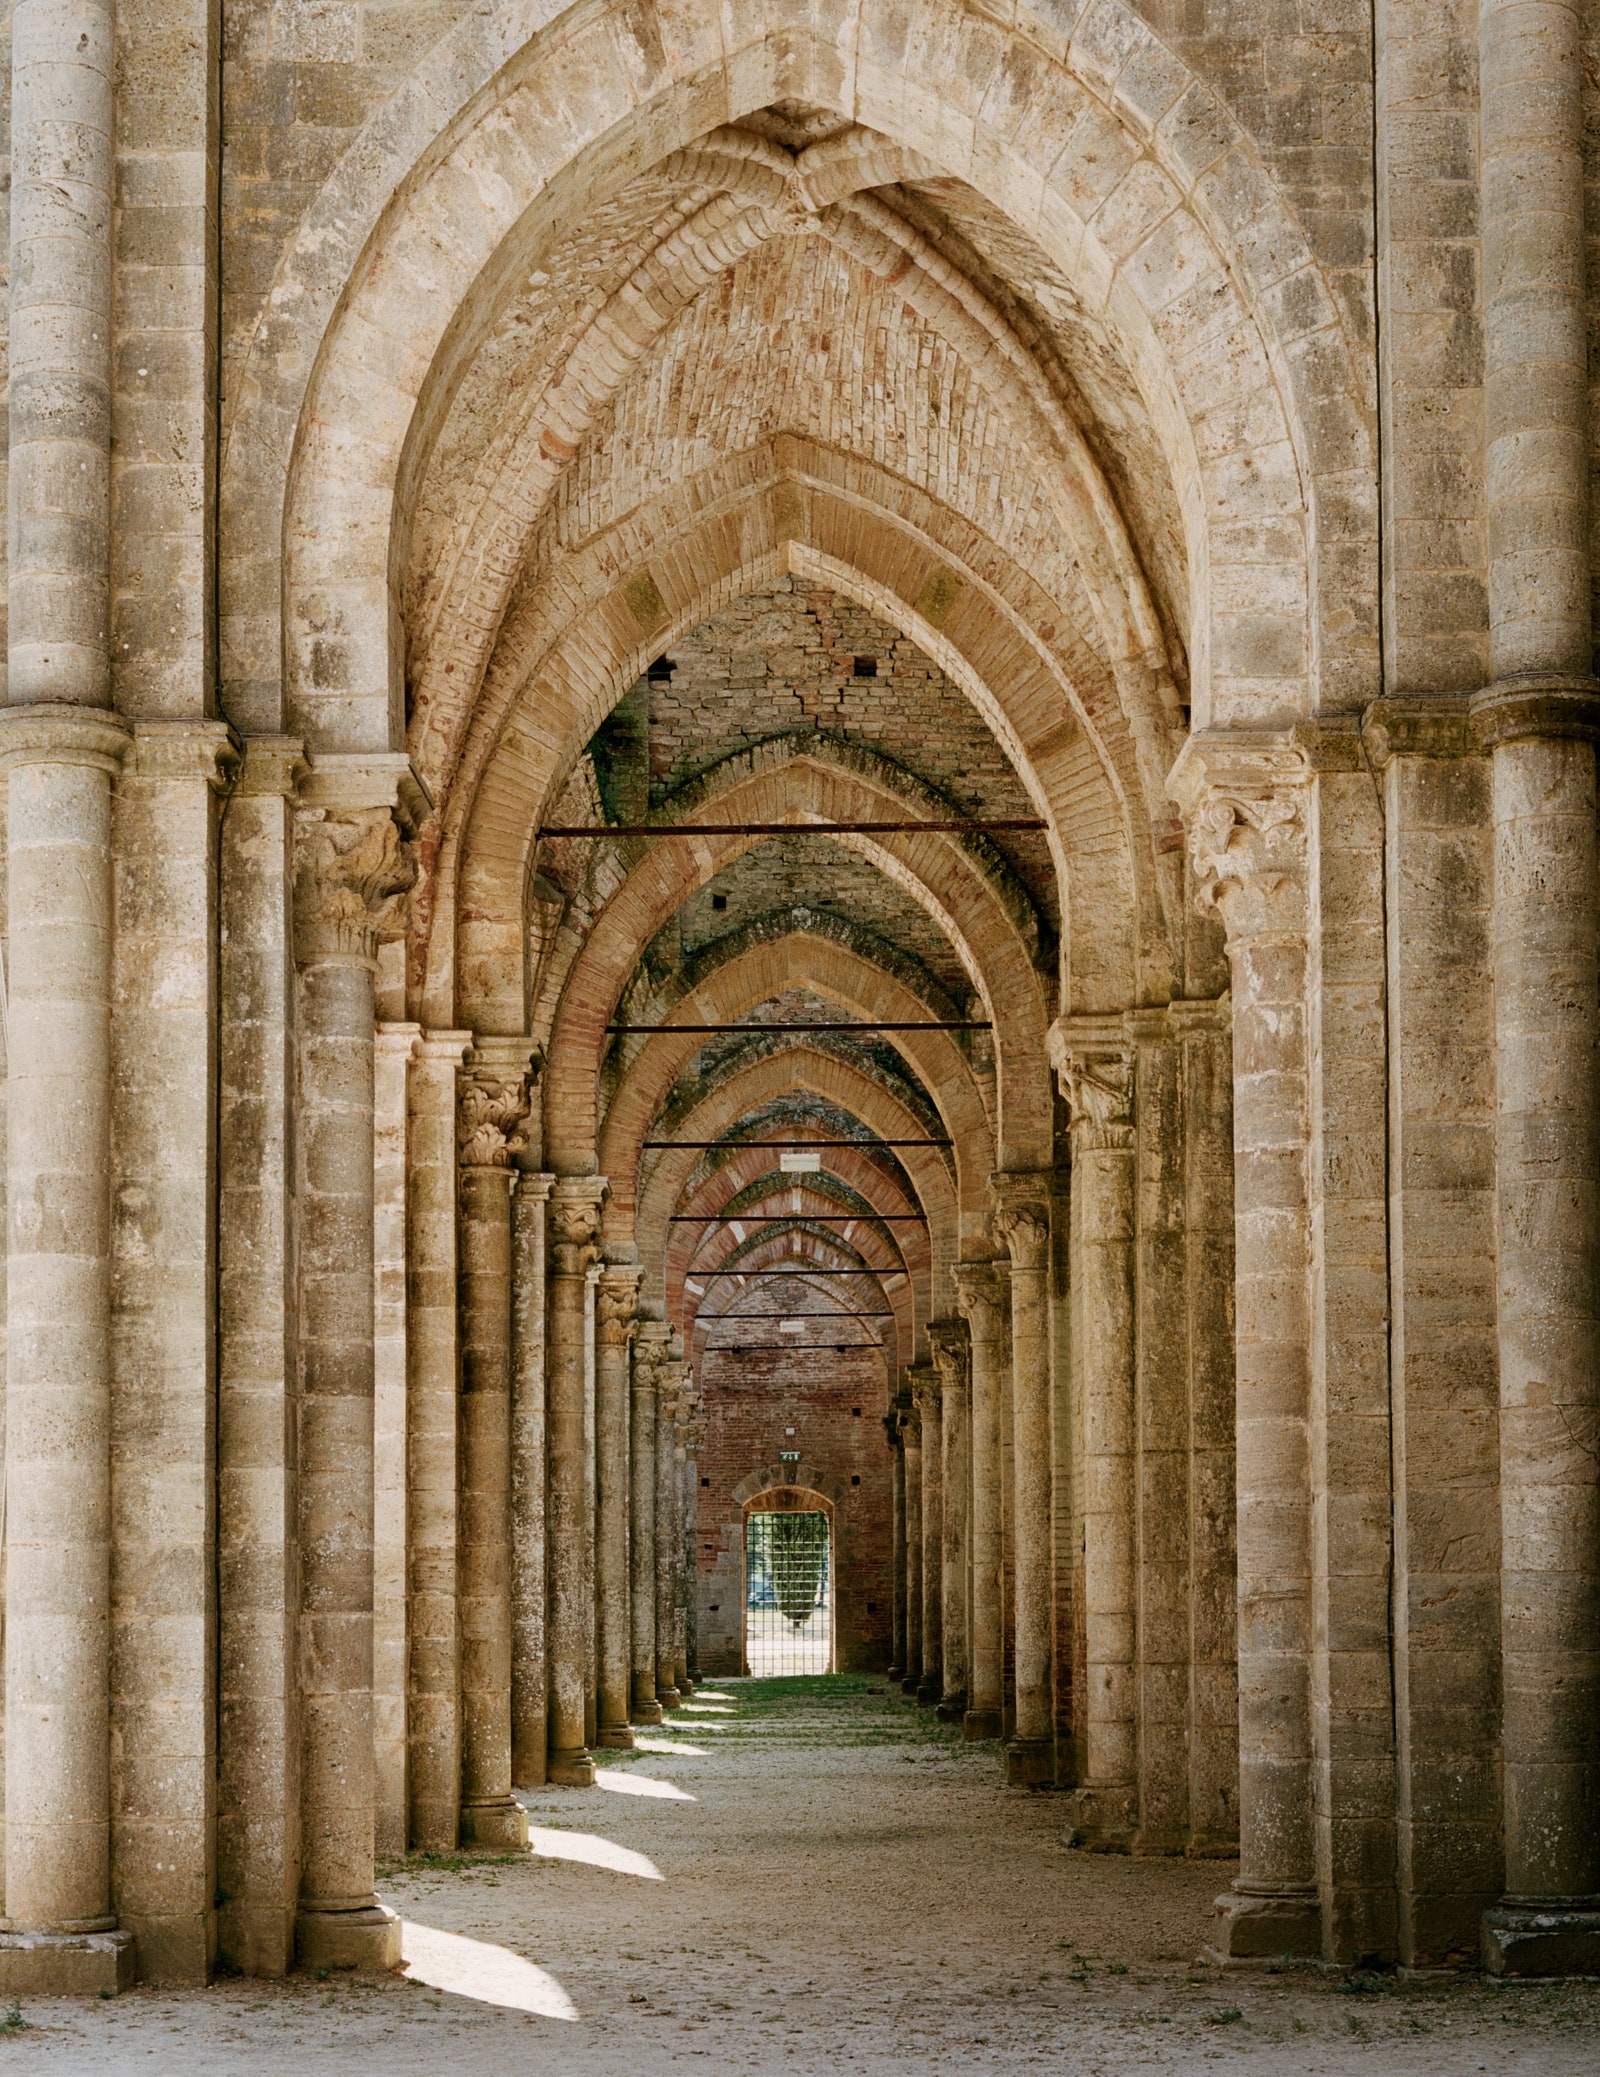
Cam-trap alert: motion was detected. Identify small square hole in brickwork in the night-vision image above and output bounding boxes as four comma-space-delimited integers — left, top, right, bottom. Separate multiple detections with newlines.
647, 655, 675, 681
701, 1476, 710, 1487
852, 1407, 861, 1416
866, 1601, 877, 1613
711, 892, 727, 910
852, 654, 878, 676
851, 1475, 860, 1486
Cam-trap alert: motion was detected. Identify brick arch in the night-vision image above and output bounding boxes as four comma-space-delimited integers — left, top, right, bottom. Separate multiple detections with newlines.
684, 1227, 917, 1365
569, 928, 997, 1179
543, 754, 1051, 1169
733, 1468, 847, 1511
227, 0, 1370, 761
618, 1045, 968, 1318
434, 449, 1164, 1035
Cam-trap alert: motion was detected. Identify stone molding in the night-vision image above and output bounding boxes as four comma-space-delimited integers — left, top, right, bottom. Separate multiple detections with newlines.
0, 701, 132, 776
293, 805, 416, 967
596, 1266, 644, 1348
951, 1257, 1007, 1338
234, 733, 307, 798
127, 717, 242, 789
374, 1020, 422, 1064
908, 1360, 941, 1409
548, 1176, 608, 1277
1166, 728, 1312, 936
926, 1317, 971, 1396
416, 1027, 473, 1066
514, 1169, 555, 1204
457, 1072, 532, 1170
989, 1171, 1052, 1268
1359, 699, 1475, 768
1469, 680, 1600, 749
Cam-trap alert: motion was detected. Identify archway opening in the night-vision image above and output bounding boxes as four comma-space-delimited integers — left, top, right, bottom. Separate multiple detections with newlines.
745, 1502, 834, 1677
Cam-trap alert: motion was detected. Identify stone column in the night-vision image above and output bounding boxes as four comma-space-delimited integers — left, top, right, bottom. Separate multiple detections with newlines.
673, 1381, 697, 1693
546, 1178, 606, 1786
992, 1174, 1056, 1786
372, 1022, 419, 1862
0, 0, 129, 1991
911, 1367, 943, 1708
595, 1267, 641, 1748
1170, 735, 1320, 1960
289, 786, 413, 1971
0, 709, 132, 1994
1471, 0, 1600, 1969
456, 1055, 534, 1847
217, 735, 304, 1976
886, 1414, 906, 1682
954, 1261, 1007, 1740
1049, 1040, 1140, 1841
583, 1263, 600, 1747
900, 1392, 923, 1695
630, 1322, 669, 1722
655, 1360, 685, 1706
510, 1172, 553, 1786
1476, 704, 1600, 1973
929, 1321, 971, 1720
405, 1030, 471, 1850
684, 1406, 706, 1683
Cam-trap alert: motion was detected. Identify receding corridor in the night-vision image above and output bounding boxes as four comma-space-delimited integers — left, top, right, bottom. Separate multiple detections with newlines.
27, 1680, 1600, 2075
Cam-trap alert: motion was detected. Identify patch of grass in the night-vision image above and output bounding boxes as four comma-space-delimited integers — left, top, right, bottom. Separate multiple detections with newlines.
1205, 2007, 1243, 2026
0, 2000, 29, 2033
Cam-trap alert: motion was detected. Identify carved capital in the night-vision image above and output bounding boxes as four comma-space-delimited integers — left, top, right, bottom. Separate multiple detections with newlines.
908, 1361, 941, 1411
1046, 1020, 1134, 1141
989, 1171, 1052, 1270
927, 1316, 970, 1396
1166, 730, 1311, 939
548, 1176, 608, 1278
951, 1258, 1007, 1341
293, 806, 415, 966
597, 1267, 643, 1348
458, 1073, 532, 1169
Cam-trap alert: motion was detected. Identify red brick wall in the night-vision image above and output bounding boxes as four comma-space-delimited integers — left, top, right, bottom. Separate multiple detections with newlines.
695, 1340, 893, 1676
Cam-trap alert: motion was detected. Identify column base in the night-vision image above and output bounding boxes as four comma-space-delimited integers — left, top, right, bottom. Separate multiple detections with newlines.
899, 1672, 920, 1695
596, 1723, 636, 1750
677, 1677, 695, 1696
885, 1664, 902, 1684
548, 1747, 597, 1787
916, 1673, 942, 1708
0, 1930, 135, 1995
630, 1698, 665, 1725
460, 1797, 529, 1850
296, 1903, 403, 1973
1005, 1737, 1057, 1787
1205, 1883, 1321, 1963
1483, 1903, 1600, 1977
935, 1690, 967, 1724
657, 1685, 681, 1709
964, 1706, 1003, 1741
1067, 1781, 1137, 1849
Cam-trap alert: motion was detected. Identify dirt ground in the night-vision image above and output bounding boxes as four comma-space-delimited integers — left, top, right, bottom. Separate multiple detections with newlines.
12, 1676, 1600, 2073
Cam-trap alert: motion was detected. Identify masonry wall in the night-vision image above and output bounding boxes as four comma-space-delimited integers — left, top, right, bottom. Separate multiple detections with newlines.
695, 1342, 893, 1676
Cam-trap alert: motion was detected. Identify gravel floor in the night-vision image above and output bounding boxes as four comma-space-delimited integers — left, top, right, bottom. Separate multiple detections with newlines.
13, 1676, 1600, 2074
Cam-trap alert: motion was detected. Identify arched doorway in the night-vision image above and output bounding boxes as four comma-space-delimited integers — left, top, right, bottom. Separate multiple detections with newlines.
741, 1485, 836, 1677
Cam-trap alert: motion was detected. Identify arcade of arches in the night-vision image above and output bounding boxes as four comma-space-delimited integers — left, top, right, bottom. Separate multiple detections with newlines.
2, 0, 1600, 2009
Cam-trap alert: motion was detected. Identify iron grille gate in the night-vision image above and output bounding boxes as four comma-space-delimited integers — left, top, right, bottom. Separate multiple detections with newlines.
744, 1510, 832, 1676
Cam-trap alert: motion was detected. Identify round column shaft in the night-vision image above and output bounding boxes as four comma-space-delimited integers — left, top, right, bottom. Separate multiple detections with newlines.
900, 1402, 923, 1695
993, 1176, 1056, 1785
595, 1267, 641, 1748
545, 1179, 606, 1786
655, 1361, 685, 1705
913, 1370, 944, 1708
510, 1173, 553, 1786
630, 1323, 668, 1722
457, 1094, 527, 1847
929, 1322, 971, 1720
886, 1422, 906, 1682
955, 1262, 1007, 1740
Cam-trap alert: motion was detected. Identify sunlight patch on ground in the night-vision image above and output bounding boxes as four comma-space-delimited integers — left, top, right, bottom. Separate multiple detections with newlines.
400, 1919, 578, 2019
691, 1690, 734, 1699
529, 1827, 664, 1879
596, 1770, 695, 1802
676, 1702, 733, 1713
631, 1734, 707, 1755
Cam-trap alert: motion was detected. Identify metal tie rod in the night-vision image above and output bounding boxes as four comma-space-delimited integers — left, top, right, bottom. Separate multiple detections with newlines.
689, 1266, 894, 1277
695, 1310, 897, 1320
673, 1212, 927, 1223
644, 1137, 952, 1148
609, 1020, 989, 1033
538, 819, 1045, 836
